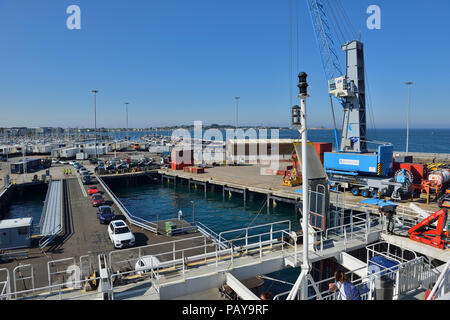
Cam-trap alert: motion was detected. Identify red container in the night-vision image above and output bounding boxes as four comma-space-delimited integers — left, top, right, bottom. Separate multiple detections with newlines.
184, 166, 192, 173
171, 162, 187, 170
191, 167, 205, 174
396, 163, 428, 182
313, 143, 333, 164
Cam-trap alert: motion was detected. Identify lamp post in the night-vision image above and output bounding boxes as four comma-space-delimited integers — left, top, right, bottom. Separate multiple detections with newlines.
91, 90, 99, 159
235, 97, 240, 129
405, 82, 413, 155
125, 102, 129, 141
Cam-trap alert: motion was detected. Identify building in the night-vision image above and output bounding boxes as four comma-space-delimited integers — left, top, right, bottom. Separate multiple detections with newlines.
0, 217, 33, 250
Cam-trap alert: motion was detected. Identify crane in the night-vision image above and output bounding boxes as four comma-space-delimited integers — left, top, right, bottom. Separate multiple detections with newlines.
302, 0, 413, 200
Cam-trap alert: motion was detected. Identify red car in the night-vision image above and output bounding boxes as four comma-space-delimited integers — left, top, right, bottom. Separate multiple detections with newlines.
88, 186, 99, 195
91, 194, 105, 207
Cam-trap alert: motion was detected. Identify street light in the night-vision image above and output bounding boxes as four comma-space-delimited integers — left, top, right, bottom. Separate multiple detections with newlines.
91, 90, 99, 159
125, 102, 129, 141
405, 82, 413, 155
235, 97, 240, 129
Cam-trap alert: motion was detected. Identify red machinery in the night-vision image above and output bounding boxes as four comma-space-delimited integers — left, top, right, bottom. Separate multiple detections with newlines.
408, 209, 449, 249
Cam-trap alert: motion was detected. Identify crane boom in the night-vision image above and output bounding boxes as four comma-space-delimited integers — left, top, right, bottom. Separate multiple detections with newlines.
306, 0, 343, 81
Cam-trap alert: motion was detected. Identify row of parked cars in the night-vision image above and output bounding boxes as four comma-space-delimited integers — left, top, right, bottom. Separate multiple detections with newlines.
87, 186, 136, 250
95, 157, 158, 174
86, 176, 159, 274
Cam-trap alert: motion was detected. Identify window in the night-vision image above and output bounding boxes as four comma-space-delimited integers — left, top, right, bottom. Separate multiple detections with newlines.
18, 227, 28, 235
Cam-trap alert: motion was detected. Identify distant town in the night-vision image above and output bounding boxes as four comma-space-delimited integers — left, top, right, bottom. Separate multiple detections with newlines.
0, 125, 331, 137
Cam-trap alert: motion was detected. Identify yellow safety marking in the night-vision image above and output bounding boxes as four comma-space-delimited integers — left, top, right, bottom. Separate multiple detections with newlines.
77, 176, 88, 197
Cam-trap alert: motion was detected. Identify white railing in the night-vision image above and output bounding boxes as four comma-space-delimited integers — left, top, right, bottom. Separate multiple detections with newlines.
274, 256, 430, 301
47, 257, 78, 289
0, 268, 11, 300
427, 260, 450, 300
196, 221, 229, 250
96, 176, 158, 233
9, 276, 105, 300
108, 222, 293, 287
218, 220, 291, 249
110, 266, 160, 300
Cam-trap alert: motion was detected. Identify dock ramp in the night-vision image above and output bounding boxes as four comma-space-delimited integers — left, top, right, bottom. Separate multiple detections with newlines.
39, 180, 63, 248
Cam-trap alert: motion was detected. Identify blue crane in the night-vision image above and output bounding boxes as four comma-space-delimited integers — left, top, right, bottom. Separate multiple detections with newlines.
302, 0, 413, 200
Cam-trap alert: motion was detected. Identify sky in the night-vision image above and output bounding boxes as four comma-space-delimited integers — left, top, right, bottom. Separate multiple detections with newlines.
0, 0, 449, 129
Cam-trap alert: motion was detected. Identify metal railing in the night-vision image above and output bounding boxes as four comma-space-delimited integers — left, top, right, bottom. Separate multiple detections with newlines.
12, 264, 35, 299
47, 257, 78, 289
0, 268, 11, 300
218, 220, 291, 249
427, 260, 450, 300
108, 221, 293, 289
96, 175, 158, 233
109, 266, 160, 300
274, 256, 430, 301
7, 275, 105, 300
195, 221, 229, 250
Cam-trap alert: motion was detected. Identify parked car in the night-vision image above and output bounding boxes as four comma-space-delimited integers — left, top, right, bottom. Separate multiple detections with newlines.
79, 167, 88, 174
91, 194, 105, 207
89, 158, 98, 164
82, 175, 92, 185
97, 206, 115, 224
87, 186, 99, 195
117, 163, 127, 170
108, 220, 135, 249
135, 255, 161, 275
73, 162, 81, 169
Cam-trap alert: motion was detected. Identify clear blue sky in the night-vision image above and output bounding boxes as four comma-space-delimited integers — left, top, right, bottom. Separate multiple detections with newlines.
0, 0, 448, 129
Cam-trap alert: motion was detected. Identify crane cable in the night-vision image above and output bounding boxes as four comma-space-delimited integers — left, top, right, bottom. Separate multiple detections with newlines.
289, 0, 294, 106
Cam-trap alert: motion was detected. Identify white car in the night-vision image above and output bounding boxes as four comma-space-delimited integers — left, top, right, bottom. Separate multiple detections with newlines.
135, 255, 161, 275
108, 220, 135, 249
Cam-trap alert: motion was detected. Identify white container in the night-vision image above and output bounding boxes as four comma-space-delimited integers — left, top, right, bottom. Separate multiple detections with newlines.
76, 152, 88, 160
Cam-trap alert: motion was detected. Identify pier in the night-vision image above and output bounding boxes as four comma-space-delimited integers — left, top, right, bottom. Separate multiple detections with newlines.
157, 165, 439, 216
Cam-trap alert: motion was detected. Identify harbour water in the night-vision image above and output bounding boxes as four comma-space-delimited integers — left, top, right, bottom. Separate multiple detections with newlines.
2, 188, 46, 234
107, 129, 450, 154
111, 182, 301, 234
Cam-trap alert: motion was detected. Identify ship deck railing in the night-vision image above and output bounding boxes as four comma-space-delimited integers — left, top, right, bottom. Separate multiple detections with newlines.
274, 255, 440, 300
1, 273, 106, 300
108, 220, 292, 277
427, 259, 450, 300
0, 207, 442, 300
